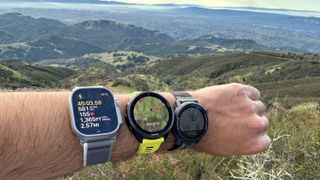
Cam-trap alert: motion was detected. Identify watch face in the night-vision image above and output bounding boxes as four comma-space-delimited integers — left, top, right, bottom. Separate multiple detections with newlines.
71, 88, 119, 136
178, 105, 207, 139
133, 96, 169, 133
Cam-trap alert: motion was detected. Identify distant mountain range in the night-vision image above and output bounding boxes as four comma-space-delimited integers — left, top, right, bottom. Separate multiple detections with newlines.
1, 2, 318, 53
0, 13, 269, 61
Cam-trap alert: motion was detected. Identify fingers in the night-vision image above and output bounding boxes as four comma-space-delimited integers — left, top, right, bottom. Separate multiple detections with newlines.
253, 100, 267, 116
246, 134, 272, 155
232, 83, 261, 100
243, 85, 261, 101
260, 115, 269, 131
244, 102, 270, 155
248, 115, 269, 133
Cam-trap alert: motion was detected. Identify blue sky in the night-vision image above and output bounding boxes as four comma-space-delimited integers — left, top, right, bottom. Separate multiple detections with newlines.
111, 0, 320, 11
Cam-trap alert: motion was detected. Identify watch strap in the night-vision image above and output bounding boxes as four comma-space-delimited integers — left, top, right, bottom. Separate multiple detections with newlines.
138, 137, 164, 154
172, 91, 197, 104
169, 138, 195, 151
83, 139, 114, 166
171, 91, 197, 150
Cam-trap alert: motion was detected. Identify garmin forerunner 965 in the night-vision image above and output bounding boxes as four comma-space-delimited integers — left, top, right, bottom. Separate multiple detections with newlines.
170, 91, 208, 150
69, 86, 122, 166
126, 92, 174, 154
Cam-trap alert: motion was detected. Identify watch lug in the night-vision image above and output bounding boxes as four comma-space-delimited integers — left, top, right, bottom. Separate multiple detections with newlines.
175, 99, 182, 106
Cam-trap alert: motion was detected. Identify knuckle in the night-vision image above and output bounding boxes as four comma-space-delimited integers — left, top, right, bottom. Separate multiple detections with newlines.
236, 86, 248, 97
243, 102, 256, 114
249, 116, 268, 132
256, 101, 267, 112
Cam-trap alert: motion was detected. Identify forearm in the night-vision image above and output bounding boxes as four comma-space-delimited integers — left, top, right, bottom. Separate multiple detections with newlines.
0, 84, 270, 179
0, 91, 177, 179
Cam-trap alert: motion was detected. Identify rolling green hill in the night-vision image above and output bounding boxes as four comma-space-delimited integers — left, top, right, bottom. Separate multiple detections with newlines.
0, 60, 74, 88
0, 35, 103, 61
0, 13, 174, 61
109, 52, 320, 106
0, 13, 66, 43
38, 51, 160, 71
2, 51, 319, 105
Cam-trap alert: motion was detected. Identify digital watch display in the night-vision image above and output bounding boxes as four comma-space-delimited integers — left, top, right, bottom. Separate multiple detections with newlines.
69, 86, 122, 166
71, 88, 119, 136
178, 105, 207, 139
126, 92, 174, 154
170, 92, 208, 150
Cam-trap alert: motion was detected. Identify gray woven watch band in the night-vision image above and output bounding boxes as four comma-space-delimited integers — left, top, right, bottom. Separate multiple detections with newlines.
172, 91, 197, 104
83, 139, 114, 166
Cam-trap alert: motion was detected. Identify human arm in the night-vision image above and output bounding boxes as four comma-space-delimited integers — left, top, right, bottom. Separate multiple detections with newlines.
0, 83, 270, 179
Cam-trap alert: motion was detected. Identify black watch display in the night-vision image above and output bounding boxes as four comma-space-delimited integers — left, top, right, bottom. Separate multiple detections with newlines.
170, 91, 208, 150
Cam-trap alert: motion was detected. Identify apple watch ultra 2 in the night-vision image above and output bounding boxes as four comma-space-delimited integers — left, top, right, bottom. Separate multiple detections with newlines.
170, 91, 208, 150
69, 86, 122, 166
126, 92, 174, 154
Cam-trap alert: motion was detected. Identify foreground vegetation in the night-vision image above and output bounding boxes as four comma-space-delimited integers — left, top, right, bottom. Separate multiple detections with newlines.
61, 101, 320, 179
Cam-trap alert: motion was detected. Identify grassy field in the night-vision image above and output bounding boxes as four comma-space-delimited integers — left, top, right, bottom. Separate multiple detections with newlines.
59, 100, 319, 180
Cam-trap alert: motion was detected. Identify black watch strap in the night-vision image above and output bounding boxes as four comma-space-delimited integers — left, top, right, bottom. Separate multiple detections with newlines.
170, 91, 197, 151
169, 139, 195, 151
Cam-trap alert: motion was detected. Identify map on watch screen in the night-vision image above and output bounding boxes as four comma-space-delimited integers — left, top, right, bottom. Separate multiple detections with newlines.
133, 96, 169, 132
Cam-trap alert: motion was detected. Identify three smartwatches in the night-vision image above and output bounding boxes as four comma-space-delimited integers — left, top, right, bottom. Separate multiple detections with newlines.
69, 86, 122, 166
125, 92, 174, 154
170, 91, 208, 150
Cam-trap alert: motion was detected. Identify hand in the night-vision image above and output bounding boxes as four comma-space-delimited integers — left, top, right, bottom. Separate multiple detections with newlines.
191, 83, 271, 156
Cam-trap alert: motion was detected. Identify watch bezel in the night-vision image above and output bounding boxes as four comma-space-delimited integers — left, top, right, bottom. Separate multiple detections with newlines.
69, 86, 122, 143
126, 91, 174, 141
174, 102, 208, 142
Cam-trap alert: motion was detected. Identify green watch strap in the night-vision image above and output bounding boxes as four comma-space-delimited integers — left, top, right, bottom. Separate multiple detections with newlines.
138, 137, 164, 154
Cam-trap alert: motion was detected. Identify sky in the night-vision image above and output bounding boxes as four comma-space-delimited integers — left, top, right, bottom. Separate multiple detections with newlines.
111, 0, 320, 11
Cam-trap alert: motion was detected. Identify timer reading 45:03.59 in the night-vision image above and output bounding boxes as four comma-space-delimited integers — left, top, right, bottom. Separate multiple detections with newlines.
76, 100, 107, 128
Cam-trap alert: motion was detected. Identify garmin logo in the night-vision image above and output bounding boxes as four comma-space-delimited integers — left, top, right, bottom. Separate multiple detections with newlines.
151, 133, 159, 136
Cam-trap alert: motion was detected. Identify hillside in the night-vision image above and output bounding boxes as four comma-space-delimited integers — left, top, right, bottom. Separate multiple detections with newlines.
0, 13, 66, 43
0, 35, 103, 61
0, 13, 174, 61
31, 51, 320, 103
109, 52, 320, 105
2, 51, 319, 103
0, 60, 74, 88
